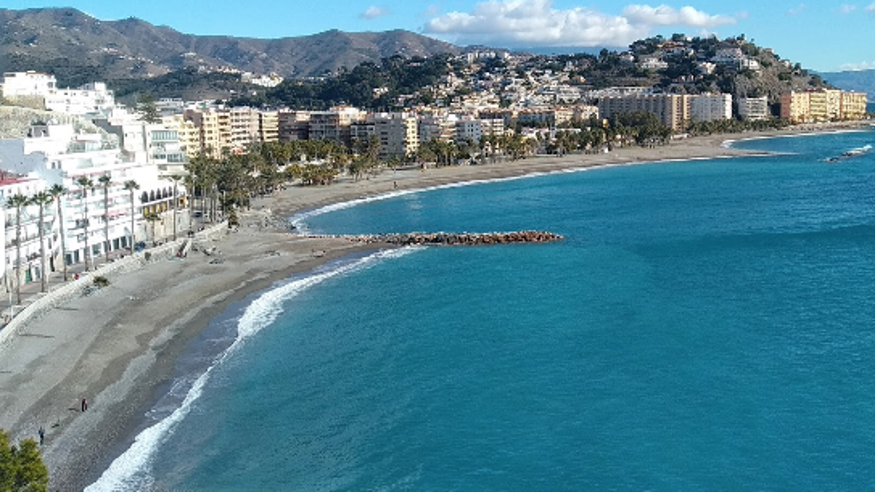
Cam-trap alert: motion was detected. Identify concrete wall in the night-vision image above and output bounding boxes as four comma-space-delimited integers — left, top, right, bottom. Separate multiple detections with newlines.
0, 221, 228, 346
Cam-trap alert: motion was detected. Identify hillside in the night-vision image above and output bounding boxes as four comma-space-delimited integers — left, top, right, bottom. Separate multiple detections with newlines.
0, 7, 461, 84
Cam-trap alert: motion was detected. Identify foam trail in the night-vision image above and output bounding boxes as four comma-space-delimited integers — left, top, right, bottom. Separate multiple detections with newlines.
85, 247, 420, 492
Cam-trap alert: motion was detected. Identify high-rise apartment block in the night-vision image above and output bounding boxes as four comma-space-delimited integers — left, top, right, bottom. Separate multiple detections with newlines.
780, 90, 868, 123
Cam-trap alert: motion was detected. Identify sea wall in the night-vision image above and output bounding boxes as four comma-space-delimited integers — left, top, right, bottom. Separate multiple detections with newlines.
334, 231, 564, 246
0, 222, 229, 347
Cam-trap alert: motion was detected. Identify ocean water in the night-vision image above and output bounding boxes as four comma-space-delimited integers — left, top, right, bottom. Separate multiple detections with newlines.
89, 129, 875, 491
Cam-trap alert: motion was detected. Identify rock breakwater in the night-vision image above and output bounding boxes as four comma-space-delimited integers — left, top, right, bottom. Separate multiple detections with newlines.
311, 231, 564, 246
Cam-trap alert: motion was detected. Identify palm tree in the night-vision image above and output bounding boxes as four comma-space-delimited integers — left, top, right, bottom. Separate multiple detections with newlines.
75, 176, 94, 271
144, 212, 161, 245
123, 180, 140, 253
30, 192, 53, 293
167, 175, 183, 241
98, 173, 112, 261
6, 194, 29, 305
48, 184, 69, 281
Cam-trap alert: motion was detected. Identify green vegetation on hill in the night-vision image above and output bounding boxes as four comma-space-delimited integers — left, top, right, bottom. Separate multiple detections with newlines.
230, 54, 456, 110
111, 69, 253, 104
0, 429, 48, 492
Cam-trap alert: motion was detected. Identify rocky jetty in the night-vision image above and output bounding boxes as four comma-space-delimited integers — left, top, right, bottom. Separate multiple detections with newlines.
325, 231, 564, 246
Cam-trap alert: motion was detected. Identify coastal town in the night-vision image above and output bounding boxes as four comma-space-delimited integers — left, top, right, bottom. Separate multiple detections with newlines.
0, 34, 869, 316
0, 27, 872, 489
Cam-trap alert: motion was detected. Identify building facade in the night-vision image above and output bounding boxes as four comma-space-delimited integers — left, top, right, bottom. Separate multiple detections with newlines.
374, 113, 419, 160
781, 90, 868, 123
737, 96, 769, 120
689, 94, 732, 123
598, 94, 691, 131
0, 123, 175, 273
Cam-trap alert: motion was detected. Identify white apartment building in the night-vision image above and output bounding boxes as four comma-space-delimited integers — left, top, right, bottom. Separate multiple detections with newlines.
0, 174, 49, 289
242, 73, 284, 88
374, 113, 419, 160
308, 107, 367, 147
712, 48, 760, 71
689, 94, 733, 123
97, 110, 188, 175
229, 107, 260, 153
44, 82, 116, 116
639, 58, 669, 70
418, 113, 458, 143
738, 96, 770, 120
0, 123, 172, 271
1, 71, 57, 100
456, 118, 484, 143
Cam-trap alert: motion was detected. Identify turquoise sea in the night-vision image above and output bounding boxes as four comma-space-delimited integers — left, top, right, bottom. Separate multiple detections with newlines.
89, 129, 875, 491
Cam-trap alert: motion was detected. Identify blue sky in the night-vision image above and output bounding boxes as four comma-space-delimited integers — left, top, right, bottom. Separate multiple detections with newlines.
5, 1, 874, 72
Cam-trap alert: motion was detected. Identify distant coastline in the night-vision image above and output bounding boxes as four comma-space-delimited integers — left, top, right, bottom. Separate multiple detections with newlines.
0, 121, 870, 490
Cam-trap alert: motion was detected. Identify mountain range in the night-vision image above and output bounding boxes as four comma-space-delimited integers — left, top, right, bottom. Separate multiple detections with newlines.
0, 8, 461, 86
816, 70, 875, 99
0, 6, 872, 109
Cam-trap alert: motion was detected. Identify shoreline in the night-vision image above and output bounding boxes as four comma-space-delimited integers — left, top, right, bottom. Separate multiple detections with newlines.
0, 123, 869, 490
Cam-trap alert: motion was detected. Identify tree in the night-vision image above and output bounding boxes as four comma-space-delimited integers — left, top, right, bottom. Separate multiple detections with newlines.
167, 175, 183, 241
75, 176, 95, 271
136, 94, 161, 124
30, 192, 53, 293
5, 194, 29, 305
145, 212, 161, 245
123, 180, 140, 253
48, 184, 69, 281
0, 429, 49, 492
98, 173, 112, 262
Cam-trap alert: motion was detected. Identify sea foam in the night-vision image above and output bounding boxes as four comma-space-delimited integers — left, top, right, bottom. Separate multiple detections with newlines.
85, 247, 420, 492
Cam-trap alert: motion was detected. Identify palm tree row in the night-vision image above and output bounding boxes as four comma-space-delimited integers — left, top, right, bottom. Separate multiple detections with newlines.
4, 185, 71, 304
183, 140, 356, 218
2, 177, 150, 306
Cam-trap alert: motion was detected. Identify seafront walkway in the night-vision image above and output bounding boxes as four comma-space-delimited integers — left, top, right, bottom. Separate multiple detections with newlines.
0, 221, 229, 346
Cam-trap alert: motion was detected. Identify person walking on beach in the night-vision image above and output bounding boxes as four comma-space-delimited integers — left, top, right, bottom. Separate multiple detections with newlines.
81, 398, 88, 412
38, 426, 44, 445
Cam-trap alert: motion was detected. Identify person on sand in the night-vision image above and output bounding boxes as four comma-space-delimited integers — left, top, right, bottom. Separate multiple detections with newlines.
81, 398, 88, 412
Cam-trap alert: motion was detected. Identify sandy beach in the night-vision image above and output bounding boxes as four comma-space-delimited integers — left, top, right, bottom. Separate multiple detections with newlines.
0, 125, 867, 490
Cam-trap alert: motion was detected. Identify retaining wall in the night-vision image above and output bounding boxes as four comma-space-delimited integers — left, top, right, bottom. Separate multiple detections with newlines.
0, 222, 228, 347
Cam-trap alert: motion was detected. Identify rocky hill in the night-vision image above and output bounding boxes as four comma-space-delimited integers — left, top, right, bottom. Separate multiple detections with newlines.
0, 8, 461, 85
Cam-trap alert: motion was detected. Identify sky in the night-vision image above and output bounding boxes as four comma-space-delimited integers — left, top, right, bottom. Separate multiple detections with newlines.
4, 0, 874, 72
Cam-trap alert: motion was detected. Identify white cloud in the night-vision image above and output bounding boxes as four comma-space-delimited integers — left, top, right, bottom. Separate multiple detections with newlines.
423, 0, 737, 48
866, 2, 875, 11
422, 5, 441, 18
839, 4, 857, 13
622, 4, 735, 27
840, 61, 875, 71
788, 3, 806, 15
360, 6, 390, 20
